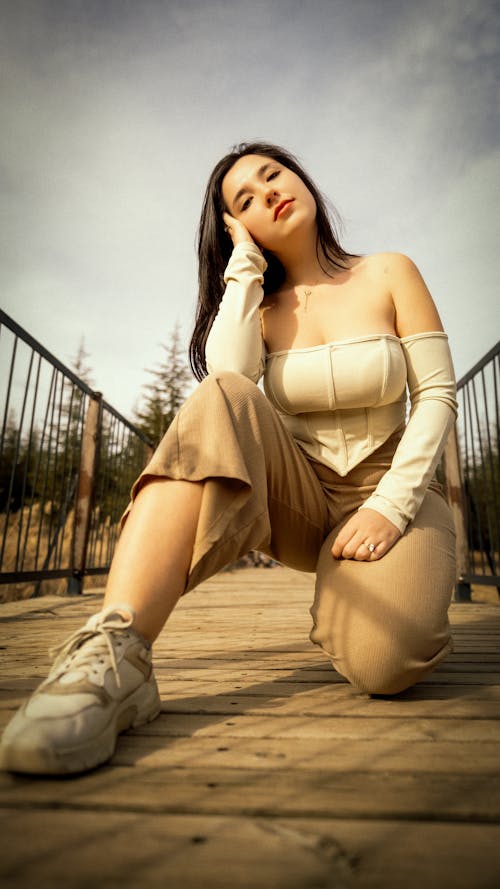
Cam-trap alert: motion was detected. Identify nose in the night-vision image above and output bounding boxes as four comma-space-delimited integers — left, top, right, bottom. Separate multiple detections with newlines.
265, 188, 280, 206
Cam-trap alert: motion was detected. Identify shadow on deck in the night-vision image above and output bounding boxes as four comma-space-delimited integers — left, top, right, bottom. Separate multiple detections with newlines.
1, 567, 500, 889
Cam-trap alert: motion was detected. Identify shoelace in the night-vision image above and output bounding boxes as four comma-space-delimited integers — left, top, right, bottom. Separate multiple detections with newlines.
48, 610, 134, 689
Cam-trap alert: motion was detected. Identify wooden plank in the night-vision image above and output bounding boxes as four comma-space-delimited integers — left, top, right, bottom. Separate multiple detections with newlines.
1, 566, 500, 889
9, 663, 493, 686
4, 689, 500, 720
158, 693, 500, 719
102, 735, 500, 774
1, 809, 499, 889
123, 713, 500, 742
2, 768, 500, 821
0, 809, 351, 889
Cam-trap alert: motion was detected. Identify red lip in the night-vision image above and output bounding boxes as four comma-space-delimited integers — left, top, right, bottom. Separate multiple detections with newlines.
274, 199, 294, 221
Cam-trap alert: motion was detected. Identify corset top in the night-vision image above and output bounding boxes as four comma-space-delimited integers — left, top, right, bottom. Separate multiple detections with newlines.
264, 334, 407, 415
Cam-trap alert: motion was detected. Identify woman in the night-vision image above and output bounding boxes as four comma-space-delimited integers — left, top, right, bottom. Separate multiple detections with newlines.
0, 142, 457, 775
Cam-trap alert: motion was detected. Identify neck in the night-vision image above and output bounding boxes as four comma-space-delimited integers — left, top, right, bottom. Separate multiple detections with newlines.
273, 227, 334, 288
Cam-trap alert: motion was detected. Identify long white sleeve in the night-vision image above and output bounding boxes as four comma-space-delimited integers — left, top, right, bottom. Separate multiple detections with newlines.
205, 241, 267, 383
359, 332, 458, 534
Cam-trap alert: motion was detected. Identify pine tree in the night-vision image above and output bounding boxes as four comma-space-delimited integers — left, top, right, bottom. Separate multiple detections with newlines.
135, 323, 192, 446
66, 336, 94, 473
42, 338, 95, 524
70, 338, 94, 387
0, 409, 22, 512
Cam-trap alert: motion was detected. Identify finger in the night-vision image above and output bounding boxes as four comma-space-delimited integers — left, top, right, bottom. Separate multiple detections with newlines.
332, 523, 365, 559
371, 536, 401, 560
331, 532, 344, 559
367, 541, 391, 561
331, 527, 353, 559
353, 542, 372, 561
340, 532, 366, 560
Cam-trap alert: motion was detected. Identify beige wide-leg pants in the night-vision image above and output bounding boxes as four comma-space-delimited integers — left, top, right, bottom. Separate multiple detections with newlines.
125, 371, 456, 695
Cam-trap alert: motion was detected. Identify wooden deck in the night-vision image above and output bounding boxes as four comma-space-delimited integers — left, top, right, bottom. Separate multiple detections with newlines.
1, 567, 500, 889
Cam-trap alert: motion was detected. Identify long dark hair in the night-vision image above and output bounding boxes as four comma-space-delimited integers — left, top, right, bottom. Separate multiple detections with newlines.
189, 141, 357, 381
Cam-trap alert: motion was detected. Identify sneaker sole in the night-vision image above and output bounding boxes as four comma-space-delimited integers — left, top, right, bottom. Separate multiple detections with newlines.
0, 679, 161, 775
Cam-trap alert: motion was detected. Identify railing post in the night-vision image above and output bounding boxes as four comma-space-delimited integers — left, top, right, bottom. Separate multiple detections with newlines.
67, 393, 102, 595
442, 423, 471, 602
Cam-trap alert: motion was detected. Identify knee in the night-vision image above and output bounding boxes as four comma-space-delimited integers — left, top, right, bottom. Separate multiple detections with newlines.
343, 648, 423, 696
311, 624, 452, 696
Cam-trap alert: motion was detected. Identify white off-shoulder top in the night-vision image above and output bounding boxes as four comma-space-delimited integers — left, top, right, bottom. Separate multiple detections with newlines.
264, 334, 408, 476
205, 242, 457, 533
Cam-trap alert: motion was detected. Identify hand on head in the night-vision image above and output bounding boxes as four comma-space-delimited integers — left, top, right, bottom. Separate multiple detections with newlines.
223, 212, 256, 248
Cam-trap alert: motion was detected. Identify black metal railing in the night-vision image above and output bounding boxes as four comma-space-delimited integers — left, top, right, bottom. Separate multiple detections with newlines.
0, 309, 152, 598
443, 340, 500, 600
1, 307, 499, 602
458, 341, 499, 592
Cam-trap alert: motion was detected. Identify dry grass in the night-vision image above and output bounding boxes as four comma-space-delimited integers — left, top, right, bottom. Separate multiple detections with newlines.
0, 504, 117, 602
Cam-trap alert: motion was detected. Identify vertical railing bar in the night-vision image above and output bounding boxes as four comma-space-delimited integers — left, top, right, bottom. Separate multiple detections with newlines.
461, 385, 472, 568
108, 422, 129, 562
30, 361, 56, 572
106, 412, 121, 565
52, 371, 71, 569
13, 348, 36, 571
34, 366, 58, 570
51, 371, 69, 569
494, 357, 500, 560
473, 372, 491, 576
494, 355, 500, 447
99, 412, 114, 567
469, 378, 488, 575
19, 353, 43, 570
43, 370, 63, 570
465, 384, 478, 576
67, 394, 102, 594
0, 335, 18, 467
0, 344, 33, 569
102, 412, 121, 561
90, 411, 107, 567
481, 368, 498, 574
108, 421, 128, 562
476, 378, 492, 576
102, 410, 117, 562
55, 380, 78, 568
60, 389, 87, 569
94, 410, 116, 567
86, 408, 104, 568
493, 355, 500, 559
104, 414, 126, 565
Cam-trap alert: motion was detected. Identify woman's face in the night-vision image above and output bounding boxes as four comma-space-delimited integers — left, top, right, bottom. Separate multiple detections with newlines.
221, 154, 317, 251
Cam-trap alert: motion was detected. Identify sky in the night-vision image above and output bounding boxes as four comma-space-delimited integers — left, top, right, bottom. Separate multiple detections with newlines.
1, 0, 499, 419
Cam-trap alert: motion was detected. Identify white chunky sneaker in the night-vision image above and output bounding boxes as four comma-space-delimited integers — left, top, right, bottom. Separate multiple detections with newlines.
0, 605, 161, 775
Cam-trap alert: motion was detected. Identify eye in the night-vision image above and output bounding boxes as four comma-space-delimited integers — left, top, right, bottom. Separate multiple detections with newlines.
267, 170, 280, 181
241, 196, 252, 211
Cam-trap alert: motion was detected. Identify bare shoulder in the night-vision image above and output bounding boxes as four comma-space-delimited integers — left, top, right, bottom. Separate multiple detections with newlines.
359, 253, 443, 336
347, 253, 424, 301
357, 252, 435, 302
357, 252, 421, 283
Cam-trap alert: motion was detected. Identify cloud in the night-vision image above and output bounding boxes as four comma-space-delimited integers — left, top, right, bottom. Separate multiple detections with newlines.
0, 0, 498, 413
